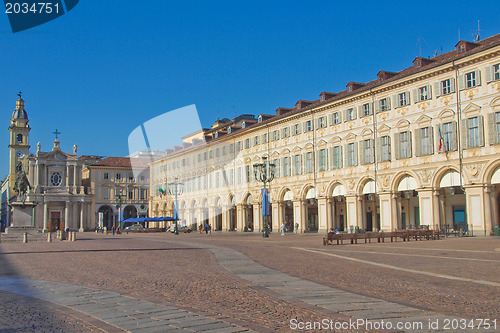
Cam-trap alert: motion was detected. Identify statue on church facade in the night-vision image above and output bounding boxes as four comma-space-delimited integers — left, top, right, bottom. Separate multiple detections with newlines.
14, 161, 31, 204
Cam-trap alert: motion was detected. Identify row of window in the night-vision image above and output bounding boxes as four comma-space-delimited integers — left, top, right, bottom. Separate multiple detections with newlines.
158, 64, 500, 174
101, 188, 148, 200
102, 172, 146, 182
157, 112, 500, 190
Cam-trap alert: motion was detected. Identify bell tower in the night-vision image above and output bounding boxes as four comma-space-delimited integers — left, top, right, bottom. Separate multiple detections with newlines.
8, 92, 31, 198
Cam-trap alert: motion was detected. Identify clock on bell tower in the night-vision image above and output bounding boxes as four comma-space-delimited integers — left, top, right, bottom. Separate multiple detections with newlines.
8, 92, 31, 198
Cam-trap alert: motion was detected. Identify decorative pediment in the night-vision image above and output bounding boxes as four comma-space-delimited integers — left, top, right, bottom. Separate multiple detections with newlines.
462, 103, 481, 117
360, 128, 373, 138
244, 157, 252, 164
292, 145, 302, 153
416, 114, 432, 126
490, 96, 500, 109
345, 133, 357, 142
281, 148, 291, 155
378, 124, 391, 134
271, 150, 280, 157
438, 109, 455, 120
330, 136, 342, 144
304, 143, 314, 151
396, 119, 410, 129
317, 139, 327, 148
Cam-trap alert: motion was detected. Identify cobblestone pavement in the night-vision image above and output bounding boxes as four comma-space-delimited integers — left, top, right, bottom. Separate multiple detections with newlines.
0, 232, 498, 332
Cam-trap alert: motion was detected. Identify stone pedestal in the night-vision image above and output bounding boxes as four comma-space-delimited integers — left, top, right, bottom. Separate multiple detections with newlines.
5, 202, 40, 234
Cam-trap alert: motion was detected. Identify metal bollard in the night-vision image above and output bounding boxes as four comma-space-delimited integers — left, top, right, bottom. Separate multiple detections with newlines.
47, 232, 52, 242
23, 232, 28, 243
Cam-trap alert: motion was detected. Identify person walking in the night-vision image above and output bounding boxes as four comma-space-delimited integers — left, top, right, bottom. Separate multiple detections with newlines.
281, 222, 286, 236
112, 226, 115, 236
205, 222, 209, 234
207, 223, 212, 234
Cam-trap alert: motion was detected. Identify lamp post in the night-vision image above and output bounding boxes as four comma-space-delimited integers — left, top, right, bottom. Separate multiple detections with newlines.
253, 156, 275, 238
168, 177, 183, 235
115, 190, 124, 231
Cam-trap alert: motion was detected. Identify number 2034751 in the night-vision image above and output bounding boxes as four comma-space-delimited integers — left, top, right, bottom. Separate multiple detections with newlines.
5, 2, 60, 14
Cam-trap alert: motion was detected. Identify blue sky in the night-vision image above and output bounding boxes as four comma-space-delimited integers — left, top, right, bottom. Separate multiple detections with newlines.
1, 1, 500, 179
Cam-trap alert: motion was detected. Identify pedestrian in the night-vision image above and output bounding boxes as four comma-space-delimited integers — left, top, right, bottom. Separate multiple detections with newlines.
199, 224, 203, 234
281, 222, 285, 236
205, 222, 209, 234
208, 223, 212, 234
104, 226, 107, 235
112, 226, 115, 236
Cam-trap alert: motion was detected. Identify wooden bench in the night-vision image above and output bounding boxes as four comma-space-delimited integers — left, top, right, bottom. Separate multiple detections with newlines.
323, 228, 440, 246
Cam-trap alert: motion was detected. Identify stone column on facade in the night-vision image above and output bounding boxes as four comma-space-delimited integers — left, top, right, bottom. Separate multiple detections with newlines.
236, 204, 244, 232
378, 192, 393, 232
291, 199, 302, 233
358, 195, 365, 231
222, 205, 229, 231
66, 165, 70, 192
345, 195, 357, 233
43, 201, 48, 232
317, 197, 328, 234
417, 188, 435, 230
253, 203, 262, 232
464, 184, 486, 235
72, 202, 77, 231
79, 202, 84, 232
73, 165, 77, 191
271, 201, 281, 231
391, 192, 399, 230
492, 186, 499, 229
208, 206, 215, 230
327, 198, 334, 230
483, 185, 494, 235
64, 204, 69, 230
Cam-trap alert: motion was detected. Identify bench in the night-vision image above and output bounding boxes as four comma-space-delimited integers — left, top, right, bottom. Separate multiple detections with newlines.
323, 228, 440, 246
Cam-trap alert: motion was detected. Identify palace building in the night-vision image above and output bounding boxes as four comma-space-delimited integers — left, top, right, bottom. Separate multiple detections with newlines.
149, 33, 500, 236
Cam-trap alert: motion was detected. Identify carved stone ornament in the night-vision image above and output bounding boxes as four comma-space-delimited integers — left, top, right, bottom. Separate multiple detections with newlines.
380, 175, 390, 188
293, 186, 301, 196
398, 107, 408, 116
464, 88, 478, 100
418, 101, 430, 111
363, 117, 371, 125
379, 112, 388, 121
466, 164, 481, 178
493, 82, 500, 92
440, 95, 453, 105
419, 169, 432, 184
332, 125, 340, 133
348, 122, 353, 129
348, 179, 356, 190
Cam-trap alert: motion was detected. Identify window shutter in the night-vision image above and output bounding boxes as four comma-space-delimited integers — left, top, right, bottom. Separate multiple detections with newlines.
376, 137, 381, 162
328, 114, 333, 126
395, 133, 401, 159
358, 106, 363, 118
485, 66, 493, 83
488, 113, 496, 145
374, 101, 380, 113
409, 132, 413, 157
451, 121, 457, 151
297, 123, 302, 134
388, 136, 392, 160
304, 122, 308, 132
413, 88, 419, 103
303, 152, 308, 173
427, 85, 432, 99
316, 150, 321, 171
368, 103, 372, 115
359, 141, 365, 165
415, 128, 421, 157
338, 111, 342, 123
475, 69, 482, 86
429, 127, 434, 154
329, 147, 334, 169
352, 108, 357, 120
392, 95, 398, 108
344, 144, 349, 166
435, 124, 441, 152
478, 115, 485, 146
406, 91, 411, 105
369, 139, 375, 163
339, 146, 343, 168
461, 119, 468, 149
434, 82, 442, 97
275, 159, 280, 178
459, 74, 465, 90
343, 110, 347, 122
386, 97, 391, 110
354, 142, 358, 165
450, 77, 456, 93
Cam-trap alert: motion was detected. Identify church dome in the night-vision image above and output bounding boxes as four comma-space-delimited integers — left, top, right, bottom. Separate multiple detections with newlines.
12, 98, 28, 120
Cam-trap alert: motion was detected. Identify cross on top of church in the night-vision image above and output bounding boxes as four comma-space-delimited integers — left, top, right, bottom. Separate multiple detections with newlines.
53, 129, 61, 140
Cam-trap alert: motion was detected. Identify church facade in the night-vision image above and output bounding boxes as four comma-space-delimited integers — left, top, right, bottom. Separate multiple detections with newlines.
149, 33, 500, 236
6, 96, 94, 232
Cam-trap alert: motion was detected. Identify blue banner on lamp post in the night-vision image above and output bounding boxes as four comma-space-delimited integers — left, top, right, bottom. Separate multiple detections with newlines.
261, 188, 269, 216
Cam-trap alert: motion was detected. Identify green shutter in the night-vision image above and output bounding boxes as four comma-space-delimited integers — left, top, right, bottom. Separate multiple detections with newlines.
386, 97, 391, 110
488, 113, 496, 145
427, 85, 432, 99
459, 74, 465, 90
434, 82, 441, 97
461, 119, 468, 149
415, 128, 421, 157
451, 121, 457, 151
478, 115, 485, 147
388, 136, 392, 160
450, 77, 456, 93
413, 88, 419, 103
485, 66, 493, 82
475, 69, 482, 86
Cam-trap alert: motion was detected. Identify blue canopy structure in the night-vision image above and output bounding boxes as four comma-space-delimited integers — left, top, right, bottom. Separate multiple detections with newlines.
121, 217, 175, 224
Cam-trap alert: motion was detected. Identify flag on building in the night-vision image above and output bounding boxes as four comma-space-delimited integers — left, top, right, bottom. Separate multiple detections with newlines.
438, 125, 445, 152
159, 188, 166, 198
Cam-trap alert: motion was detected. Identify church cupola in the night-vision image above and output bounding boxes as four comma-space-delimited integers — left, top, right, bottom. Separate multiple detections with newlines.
12, 92, 28, 121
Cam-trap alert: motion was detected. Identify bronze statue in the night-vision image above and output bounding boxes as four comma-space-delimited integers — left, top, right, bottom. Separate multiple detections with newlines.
14, 161, 31, 204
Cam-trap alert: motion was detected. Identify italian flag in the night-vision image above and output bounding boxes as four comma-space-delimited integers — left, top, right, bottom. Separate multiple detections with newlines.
438, 125, 444, 152
159, 188, 166, 198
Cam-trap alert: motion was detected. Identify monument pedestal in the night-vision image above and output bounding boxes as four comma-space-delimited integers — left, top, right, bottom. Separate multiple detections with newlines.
6, 202, 40, 234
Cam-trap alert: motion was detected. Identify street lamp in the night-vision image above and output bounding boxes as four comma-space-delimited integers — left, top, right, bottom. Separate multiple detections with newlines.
253, 156, 275, 238
115, 189, 124, 231
168, 177, 184, 235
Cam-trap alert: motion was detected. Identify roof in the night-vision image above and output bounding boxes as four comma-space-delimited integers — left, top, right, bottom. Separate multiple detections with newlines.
90, 157, 150, 169
12, 98, 28, 120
